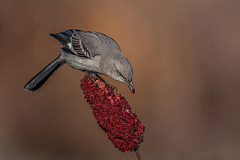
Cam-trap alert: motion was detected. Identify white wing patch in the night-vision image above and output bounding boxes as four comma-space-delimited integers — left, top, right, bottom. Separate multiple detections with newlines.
67, 43, 72, 49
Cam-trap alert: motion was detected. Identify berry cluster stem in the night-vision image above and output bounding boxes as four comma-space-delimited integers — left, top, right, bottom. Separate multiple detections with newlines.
135, 147, 142, 160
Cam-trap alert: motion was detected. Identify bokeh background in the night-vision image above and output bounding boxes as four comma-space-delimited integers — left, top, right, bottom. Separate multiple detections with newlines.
1, 0, 240, 159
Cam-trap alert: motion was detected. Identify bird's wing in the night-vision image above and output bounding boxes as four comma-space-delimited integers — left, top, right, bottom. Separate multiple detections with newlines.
70, 32, 100, 58
50, 29, 100, 58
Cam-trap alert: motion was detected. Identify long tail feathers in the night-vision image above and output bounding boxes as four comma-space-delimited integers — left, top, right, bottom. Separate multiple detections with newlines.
24, 56, 65, 93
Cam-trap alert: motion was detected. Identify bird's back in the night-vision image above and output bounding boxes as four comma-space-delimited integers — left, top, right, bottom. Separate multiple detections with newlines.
50, 29, 121, 55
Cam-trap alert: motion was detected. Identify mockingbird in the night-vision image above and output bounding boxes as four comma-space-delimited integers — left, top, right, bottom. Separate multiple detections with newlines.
24, 29, 135, 93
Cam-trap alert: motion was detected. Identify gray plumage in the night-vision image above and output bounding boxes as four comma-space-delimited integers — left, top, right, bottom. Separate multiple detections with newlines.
24, 29, 135, 93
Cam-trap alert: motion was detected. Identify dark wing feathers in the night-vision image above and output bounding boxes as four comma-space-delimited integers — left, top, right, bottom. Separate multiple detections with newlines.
71, 34, 94, 58
50, 29, 97, 58
61, 47, 75, 55
49, 29, 75, 47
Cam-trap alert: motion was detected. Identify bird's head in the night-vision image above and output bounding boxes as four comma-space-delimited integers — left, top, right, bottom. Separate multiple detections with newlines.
107, 56, 135, 94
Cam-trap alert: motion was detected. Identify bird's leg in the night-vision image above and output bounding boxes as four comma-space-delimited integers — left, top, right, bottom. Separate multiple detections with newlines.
85, 72, 118, 92
110, 84, 118, 93
85, 72, 98, 84
96, 74, 118, 93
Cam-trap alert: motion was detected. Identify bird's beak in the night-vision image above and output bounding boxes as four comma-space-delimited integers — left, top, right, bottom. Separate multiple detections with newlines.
127, 81, 135, 94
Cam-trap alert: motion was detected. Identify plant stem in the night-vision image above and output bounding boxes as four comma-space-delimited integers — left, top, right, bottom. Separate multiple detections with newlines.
134, 146, 142, 160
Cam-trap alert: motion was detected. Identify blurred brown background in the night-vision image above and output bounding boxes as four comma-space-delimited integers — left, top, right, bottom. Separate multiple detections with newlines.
1, 0, 240, 159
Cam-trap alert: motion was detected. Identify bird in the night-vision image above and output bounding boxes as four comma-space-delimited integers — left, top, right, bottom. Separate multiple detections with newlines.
24, 29, 135, 93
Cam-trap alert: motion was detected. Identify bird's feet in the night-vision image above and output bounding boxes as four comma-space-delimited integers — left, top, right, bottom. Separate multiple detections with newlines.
85, 72, 118, 93
106, 82, 118, 93
86, 72, 98, 84
95, 74, 118, 93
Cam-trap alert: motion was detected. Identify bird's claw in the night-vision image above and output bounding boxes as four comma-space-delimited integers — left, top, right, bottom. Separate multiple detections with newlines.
86, 72, 98, 84
109, 84, 118, 93
85, 73, 118, 93
95, 74, 118, 93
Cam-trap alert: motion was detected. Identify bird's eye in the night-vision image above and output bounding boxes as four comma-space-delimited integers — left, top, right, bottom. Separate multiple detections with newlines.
118, 72, 123, 77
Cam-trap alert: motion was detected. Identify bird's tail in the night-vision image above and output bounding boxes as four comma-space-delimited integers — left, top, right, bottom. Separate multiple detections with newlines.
24, 56, 65, 92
